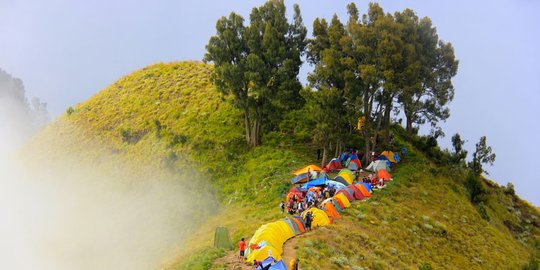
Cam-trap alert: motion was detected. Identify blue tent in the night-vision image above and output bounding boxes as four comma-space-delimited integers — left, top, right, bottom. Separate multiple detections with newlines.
393, 153, 400, 162
326, 180, 346, 189
357, 182, 372, 193
290, 173, 309, 184
269, 260, 287, 270
301, 176, 327, 189
377, 155, 388, 161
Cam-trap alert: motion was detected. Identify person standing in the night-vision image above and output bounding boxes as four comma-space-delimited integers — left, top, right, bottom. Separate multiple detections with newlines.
238, 237, 246, 262
279, 201, 285, 215
289, 258, 299, 270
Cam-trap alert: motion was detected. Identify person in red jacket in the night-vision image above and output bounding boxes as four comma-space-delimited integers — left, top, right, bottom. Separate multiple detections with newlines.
238, 238, 246, 262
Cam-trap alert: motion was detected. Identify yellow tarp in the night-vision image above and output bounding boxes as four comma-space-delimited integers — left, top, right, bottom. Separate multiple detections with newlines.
302, 207, 330, 227
334, 193, 351, 208
381, 151, 396, 163
246, 220, 295, 262
293, 164, 323, 175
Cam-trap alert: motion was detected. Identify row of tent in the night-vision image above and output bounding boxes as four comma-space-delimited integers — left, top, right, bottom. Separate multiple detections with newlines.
325, 150, 401, 173
295, 166, 392, 190
245, 182, 374, 263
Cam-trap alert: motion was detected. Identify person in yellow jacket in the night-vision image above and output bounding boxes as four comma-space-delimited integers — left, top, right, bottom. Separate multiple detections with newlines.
289, 258, 299, 270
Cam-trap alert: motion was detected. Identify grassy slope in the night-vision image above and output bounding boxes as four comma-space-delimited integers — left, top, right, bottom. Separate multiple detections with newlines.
26, 61, 539, 269
296, 147, 539, 269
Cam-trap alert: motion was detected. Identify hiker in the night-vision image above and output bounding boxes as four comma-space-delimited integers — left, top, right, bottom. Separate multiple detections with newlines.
253, 260, 262, 269
287, 199, 294, 214
297, 200, 303, 213
289, 258, 299, 270
379, 177, 385, 187
305, 211, 313, 231
279, 201, 285, 215
238, 237, 246, 262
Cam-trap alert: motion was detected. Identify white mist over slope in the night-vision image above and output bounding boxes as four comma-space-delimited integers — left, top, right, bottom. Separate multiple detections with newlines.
0, 103, 206, 270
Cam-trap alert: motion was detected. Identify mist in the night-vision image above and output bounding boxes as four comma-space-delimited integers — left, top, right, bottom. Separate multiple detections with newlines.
0, 84, 210, 269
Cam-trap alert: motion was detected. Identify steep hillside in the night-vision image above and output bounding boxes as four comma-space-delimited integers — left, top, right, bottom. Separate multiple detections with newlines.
25, 61, 539, 269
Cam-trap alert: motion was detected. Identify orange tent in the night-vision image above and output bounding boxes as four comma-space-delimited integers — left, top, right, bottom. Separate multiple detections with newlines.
323, 201, 341, 219
291, 216, 306, 233
355, 184, 372, 197
377, 169, 392, 181
293, 165, 322, 175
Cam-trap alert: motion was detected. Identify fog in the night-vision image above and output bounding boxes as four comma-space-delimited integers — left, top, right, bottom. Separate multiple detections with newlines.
0, 97, 208, 269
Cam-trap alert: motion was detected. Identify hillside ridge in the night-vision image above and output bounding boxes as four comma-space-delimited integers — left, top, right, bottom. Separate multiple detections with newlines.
26, 61, 539, 270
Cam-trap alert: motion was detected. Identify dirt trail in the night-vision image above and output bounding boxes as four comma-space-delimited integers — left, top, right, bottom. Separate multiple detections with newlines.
214, 235, 302, 270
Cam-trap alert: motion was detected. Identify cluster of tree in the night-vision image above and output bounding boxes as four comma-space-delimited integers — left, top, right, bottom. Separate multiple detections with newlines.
0, 68, 49, 139
204, 1, 458, 165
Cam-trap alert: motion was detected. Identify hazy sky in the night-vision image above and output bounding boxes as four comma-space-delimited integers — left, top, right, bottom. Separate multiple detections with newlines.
1, 0, 539, 205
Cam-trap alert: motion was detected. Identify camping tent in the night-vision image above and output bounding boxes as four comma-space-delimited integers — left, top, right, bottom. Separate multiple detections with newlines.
302, 207, 330, 227
345, 158, 362, 171
324, 158, 342, 172
365, 160, 390, 172
348, 185, 366, 200
355, 184, 372, 197
291, 216, 306, 232
322, 198, 343, 212
336, 189, 354, 202
326, 180, 347, 189
290, 173, 309, 184
333, 176, 350, 186
300, 177, 327, 189
333, 193, 351, 208
269, 260, 287, 270
286, 187, 304, 202
293, 165, 322, 175
381, 151, 396, 163
339, 169, 355, 179
281, 217, 302, 235
357, 182, 373, 193
213, 227, 233, 250
247, 220, 295, 262
337, 170, 354, 185
322, 200, 341, 218
377, 169, 392, 181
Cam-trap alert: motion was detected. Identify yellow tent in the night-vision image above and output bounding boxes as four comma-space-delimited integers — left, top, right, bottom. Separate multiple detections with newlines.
333, 193, 351, 208
337, 171, 354, 184
302, 207, 330, 227
246, 220, 295, 262
293, 164, 323, 175
381, 151, 396, 163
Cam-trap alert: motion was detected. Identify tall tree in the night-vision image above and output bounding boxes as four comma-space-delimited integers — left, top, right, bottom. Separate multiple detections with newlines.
306, 15, 348, 166
451, 133, 468, 165
395, 10, 459, 137
205, 0, 306, 147
469, 136, 496, 175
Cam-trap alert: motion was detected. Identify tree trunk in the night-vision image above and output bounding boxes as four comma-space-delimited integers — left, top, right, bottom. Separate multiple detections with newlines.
250, 117, 261, 147
405, 113, 413, 140
321, 146, 328, 168
383, 101, 392, 145
244, 111, 251, 146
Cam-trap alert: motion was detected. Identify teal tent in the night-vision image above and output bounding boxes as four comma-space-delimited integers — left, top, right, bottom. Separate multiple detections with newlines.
213, 227, 233, 250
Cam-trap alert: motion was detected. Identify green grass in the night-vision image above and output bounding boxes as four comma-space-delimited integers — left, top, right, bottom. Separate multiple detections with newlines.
25, 61, 539, 270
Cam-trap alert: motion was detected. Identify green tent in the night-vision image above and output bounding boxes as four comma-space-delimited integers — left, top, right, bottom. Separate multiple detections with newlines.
214, 227, 233, 250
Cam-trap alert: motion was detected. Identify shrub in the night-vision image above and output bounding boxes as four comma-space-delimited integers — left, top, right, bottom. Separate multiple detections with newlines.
419, 262, 434, 270
66, 106, 75, 116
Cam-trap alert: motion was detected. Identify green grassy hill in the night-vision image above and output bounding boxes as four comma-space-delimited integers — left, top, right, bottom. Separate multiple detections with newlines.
26, 61, 539, 269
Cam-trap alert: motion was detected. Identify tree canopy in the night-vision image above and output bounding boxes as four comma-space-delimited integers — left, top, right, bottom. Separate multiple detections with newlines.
204, 0, 306, 147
